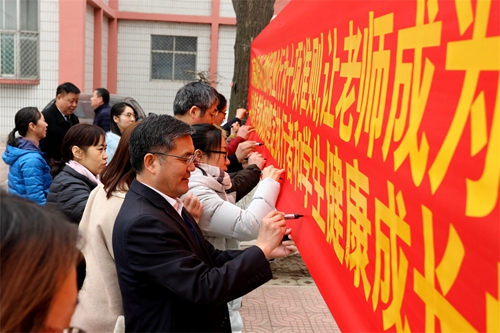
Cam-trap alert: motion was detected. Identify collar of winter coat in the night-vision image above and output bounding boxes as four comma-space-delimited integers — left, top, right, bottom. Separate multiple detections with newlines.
189, 165, 232, 193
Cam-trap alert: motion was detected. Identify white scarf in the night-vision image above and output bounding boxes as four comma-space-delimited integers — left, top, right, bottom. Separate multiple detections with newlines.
66, 160, 101, 185
196, 163, 232, 190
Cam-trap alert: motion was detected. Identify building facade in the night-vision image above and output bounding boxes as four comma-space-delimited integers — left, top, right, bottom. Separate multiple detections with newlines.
0, 0, 288, 135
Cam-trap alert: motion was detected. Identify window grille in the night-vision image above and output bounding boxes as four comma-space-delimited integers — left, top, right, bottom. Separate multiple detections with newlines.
151, 35, 197, 81
0, 0, 39, 79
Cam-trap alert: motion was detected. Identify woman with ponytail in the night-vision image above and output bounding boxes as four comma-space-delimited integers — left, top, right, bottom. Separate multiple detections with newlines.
2, 107, 52, 205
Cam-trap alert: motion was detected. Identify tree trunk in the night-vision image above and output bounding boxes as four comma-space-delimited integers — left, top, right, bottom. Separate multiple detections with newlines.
229, 0, 275, 120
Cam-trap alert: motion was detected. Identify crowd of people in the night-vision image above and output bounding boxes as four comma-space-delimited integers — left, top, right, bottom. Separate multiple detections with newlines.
1, 81, 296, 333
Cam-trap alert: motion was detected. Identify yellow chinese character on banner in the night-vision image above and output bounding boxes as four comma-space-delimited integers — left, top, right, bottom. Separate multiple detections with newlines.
291, 41, 305, 111
325, 143, 345, 263
373, 181, 412, 332
296, 126, 313, 208
336, 20, 362, 143
345, 159, 371, 299
311, 135, 326, 233
355, 12, 393, 158
413, 206, 476, 332
428, 0, 499, 217
303, 36, 324, 124
382, 0, 441, 187
319, 28, 340, 129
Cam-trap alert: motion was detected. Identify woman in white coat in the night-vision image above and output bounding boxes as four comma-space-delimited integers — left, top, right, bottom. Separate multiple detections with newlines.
187, 123, 284, 333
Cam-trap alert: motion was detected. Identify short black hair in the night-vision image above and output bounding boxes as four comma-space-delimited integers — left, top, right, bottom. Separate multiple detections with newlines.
56, 82, 81, 97
191, 123, 224, 160
173, 81, 219, 117
129, 115, 194, 174
95, 87, 110, 104
217, 92, 227, 112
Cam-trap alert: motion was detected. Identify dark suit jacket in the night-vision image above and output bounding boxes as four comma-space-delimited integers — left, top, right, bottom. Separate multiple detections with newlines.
40, 103, 79, 162
93, 103, 111, 132
113, 179, 272, 333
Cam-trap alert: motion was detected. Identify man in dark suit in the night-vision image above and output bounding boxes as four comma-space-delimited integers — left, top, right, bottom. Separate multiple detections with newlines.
91, 87, 111, 132
40, 82, 80, 164
112, 115, 295, 333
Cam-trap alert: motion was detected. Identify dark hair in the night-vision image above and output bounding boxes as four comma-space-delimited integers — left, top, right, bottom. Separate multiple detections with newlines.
191, 123, 224, 160
129, 115, 193, 174
217, 92, 227, 112
7, 107, 41, 147
0, 191, 80, 333
52, 124, 105, 176
95, 87, 110, 104
173, 81, 219, 117
56, 82, 80, 97
110, 102, 138, 136
100, 122, 139, 198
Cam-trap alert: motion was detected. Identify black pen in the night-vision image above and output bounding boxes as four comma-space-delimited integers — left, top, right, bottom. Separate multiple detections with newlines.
284, 213, 304, 220
254, 142, 264, 146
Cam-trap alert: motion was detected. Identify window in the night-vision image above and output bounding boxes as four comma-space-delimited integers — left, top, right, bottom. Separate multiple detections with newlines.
0, 0, 39, 79
151, 35, 197, 81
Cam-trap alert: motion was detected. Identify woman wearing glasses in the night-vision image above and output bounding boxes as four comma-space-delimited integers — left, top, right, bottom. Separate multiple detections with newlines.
106, 102, 137, 161
186, 123, 286, 333
2, 107, 52, 205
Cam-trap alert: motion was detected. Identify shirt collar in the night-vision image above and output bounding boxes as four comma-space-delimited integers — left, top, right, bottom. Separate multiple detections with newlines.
138, 181, 184, 217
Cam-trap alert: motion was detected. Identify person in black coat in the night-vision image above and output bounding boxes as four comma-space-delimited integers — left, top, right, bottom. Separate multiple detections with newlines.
47, 124, 107, 223
112, 115, 296, 333
91, 87, 111, 132
40, 82, 81, 165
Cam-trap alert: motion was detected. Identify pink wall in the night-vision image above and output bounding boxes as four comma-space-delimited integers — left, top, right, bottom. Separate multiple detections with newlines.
58, 0, 292, 92
58, 0, 87, 90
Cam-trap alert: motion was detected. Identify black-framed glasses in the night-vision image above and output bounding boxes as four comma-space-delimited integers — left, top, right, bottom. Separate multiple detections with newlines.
149, 151, 198, 165
205, 150, 228, 159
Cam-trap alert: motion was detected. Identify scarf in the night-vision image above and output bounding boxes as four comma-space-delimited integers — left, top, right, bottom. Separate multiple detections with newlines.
66, 160, 101, 185
196, 163, 232, 190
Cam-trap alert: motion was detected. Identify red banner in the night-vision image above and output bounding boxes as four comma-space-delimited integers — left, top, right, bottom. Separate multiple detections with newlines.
247, 0, 499, 332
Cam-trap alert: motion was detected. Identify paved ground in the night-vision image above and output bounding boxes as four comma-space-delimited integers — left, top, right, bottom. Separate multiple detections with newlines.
240, 242, 340, 332
240, 271, 340, 333
0, 138, 341, 332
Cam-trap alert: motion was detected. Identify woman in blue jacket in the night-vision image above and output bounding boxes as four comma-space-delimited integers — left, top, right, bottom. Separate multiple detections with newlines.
2, 107, 52, 205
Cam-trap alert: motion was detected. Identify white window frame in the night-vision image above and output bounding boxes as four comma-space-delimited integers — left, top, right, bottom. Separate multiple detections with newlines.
150, 35, 197, 81
0, 0, 40, 79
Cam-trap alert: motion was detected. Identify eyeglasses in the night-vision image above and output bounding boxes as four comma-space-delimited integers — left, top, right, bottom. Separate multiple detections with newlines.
120, 112, 136, 119
149, 151, 198, 165
210, 110, 219, 118
206, 150, 228, 159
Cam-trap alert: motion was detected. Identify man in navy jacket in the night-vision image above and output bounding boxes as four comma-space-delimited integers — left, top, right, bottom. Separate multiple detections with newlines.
91, 87, 111, 132
112, 115, 295, 332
